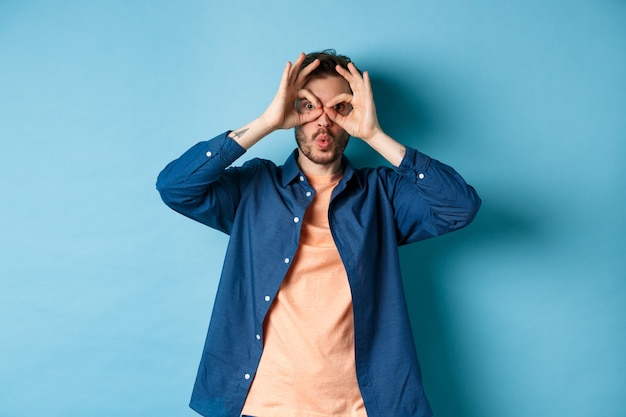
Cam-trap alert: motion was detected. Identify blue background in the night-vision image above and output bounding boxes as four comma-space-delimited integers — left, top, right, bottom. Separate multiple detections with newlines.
1, 1, 624, 416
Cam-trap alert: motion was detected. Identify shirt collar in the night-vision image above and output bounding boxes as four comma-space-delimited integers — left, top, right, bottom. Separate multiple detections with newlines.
281, 149, 355, 187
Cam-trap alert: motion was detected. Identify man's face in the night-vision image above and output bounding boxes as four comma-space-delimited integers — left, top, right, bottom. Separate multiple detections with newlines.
295, 75, 352, 167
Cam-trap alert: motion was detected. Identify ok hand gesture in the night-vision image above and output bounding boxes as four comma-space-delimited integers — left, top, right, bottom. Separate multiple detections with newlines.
325, 63, 383, 142
261, 53, 324, 131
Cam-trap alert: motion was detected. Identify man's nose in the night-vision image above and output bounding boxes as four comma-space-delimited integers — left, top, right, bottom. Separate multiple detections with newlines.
317, 110, 332, 128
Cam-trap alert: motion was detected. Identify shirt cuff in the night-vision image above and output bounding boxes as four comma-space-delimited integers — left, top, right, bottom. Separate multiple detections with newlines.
396, 146, 432, 183
204, 131, 247, 167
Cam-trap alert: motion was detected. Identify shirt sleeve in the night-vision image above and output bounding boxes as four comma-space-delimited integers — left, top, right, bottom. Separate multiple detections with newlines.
390, 146, 481, 245
156, 131, 248, 234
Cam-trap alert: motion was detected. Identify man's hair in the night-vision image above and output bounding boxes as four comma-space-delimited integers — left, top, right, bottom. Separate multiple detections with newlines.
300, 49, 356, 80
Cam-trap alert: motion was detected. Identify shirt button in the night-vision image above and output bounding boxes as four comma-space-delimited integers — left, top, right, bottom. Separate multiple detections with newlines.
299, 175, 305, 182
244, 373, 251, 380
305, 191, 312, 197
284, 258, 290, 264
293, 216, 300, 223
418, 173, 425, 179
256, 334, 261, 340
264, 295, 271, 302
206, 151, 212, 157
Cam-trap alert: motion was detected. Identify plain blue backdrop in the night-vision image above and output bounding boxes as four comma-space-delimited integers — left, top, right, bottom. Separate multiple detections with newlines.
1, 1, 624, 416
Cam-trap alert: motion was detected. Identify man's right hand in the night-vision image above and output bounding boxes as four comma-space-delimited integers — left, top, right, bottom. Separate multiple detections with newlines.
228, 53, 323, 150
260, 53, 324, 131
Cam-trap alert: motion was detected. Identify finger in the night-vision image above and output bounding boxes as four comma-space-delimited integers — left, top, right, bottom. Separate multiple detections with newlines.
294, 88, 324, 121
296, 94, 324, 123
325, 106, 346, 127
299, 107, 324, 124
325, 93, 353, 108
279, 60, 293, 90
362, 70, 373, 96
295, 58, 320, 86
294, 88, 323, 122
347, 62, 362, 78
335, 64, 354, 83
298, 88, 323, 108
336, 62, 363, 82
288, 53, 306, 84
336, 64, 367, 95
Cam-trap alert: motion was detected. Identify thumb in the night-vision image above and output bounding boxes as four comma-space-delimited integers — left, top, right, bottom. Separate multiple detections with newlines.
298, 107, 324, 125
325, 106, 345, 127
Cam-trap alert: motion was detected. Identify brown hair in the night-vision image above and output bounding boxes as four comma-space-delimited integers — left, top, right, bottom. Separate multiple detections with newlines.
300, 49, 358, 80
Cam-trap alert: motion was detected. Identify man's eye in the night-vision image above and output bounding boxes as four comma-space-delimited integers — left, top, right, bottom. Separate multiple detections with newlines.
333, 103, 352, 115
298, 101, 315, 113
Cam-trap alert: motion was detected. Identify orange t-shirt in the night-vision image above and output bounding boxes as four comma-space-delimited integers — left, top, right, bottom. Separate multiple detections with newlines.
241, 172, 367, 417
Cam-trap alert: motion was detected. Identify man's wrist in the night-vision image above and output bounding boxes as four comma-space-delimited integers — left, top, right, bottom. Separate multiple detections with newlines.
360, 127, 385, 144
256, 113, 278, 135
228, 116, 276, 150
363, 130, 407, 167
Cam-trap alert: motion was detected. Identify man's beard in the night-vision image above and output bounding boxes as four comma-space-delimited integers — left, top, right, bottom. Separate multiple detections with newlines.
294, 127, 350, 165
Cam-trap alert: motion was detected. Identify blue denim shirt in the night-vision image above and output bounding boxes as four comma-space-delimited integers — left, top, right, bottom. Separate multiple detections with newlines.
156, 131, 481, 417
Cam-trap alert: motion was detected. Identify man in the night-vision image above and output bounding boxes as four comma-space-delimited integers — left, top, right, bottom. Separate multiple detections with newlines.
157, 50, 481, 417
